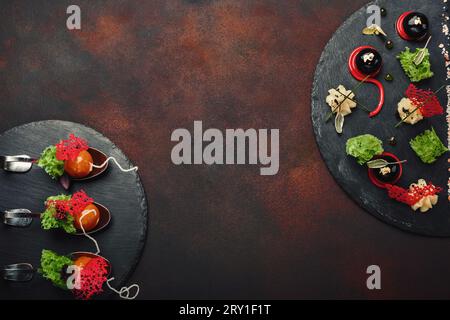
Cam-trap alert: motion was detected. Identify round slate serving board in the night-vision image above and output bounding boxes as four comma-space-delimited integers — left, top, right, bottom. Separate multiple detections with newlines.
312, 0, 450, 236
0, 121, 148, 299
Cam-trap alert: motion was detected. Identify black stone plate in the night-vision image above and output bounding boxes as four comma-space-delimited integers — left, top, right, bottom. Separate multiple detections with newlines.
0, 121, 148, 299
312, 0, 449, 236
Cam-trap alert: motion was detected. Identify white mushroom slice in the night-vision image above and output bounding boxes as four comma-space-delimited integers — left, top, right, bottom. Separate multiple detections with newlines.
397, 98, 424, 125
326, 85, 357, 116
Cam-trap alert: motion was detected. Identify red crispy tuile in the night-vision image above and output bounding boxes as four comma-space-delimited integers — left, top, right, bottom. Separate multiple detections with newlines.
55, 134, 89, 161
386, 182, 442, 206
46, 190, 93, 220
405, 84, 444, 118
73, 257, 109, 300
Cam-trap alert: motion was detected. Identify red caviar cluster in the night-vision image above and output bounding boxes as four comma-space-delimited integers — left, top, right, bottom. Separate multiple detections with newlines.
386, 183, 442, 206
56, 134, 89, 161
74, 257, 109, 300
47, 190, 93, 220
406, 84, 444, 118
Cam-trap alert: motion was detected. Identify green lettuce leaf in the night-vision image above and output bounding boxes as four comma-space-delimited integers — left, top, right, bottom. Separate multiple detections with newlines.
37, 146, 65, 179
410, 127, 448, 164
397, 47, 434, 82
41, 194, 76, 234
346, 134, 384, 165
38, 249, 73, 289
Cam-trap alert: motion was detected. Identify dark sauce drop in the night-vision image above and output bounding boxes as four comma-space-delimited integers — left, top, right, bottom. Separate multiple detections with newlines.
385, 40, 394, 50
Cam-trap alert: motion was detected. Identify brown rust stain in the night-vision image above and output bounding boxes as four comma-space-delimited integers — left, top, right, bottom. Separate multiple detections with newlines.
3, 0, 449, 299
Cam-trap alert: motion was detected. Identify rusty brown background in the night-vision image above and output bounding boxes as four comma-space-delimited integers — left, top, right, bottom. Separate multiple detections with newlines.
1, 0, 450, 299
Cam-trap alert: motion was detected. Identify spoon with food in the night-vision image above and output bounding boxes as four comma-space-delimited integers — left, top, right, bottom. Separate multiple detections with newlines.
1, 134, 138, 189
3, 190, 111, 235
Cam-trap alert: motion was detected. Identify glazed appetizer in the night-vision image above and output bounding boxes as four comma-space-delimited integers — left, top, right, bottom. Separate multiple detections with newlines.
346, 134, 384, 165
348, 46, 384, 117
37, 134, 105, 180
386, 179, 442, 213
41, 190, 109, 234
409, 127, 448, 164
396, 11, 429, 42
397, 84, 444, 125
39, 249, 110, 300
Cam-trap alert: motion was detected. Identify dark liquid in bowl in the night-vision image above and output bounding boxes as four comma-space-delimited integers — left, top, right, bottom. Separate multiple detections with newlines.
403, 12, 429, 40
371, 155, 400, 183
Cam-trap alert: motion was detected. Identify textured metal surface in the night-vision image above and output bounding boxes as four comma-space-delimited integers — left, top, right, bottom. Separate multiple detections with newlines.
2, 0, 450, 300
312, 0, 449, 236
0, 121, 147, 299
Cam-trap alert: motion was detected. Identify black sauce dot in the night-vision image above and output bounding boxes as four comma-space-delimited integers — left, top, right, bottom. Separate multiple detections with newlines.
385, 40, 394, 49
380, 8, 387, 17
388, 137, 397, 146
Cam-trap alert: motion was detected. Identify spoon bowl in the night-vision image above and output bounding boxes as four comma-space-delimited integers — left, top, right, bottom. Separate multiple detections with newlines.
3, 202, 111, 235
72, 147, 109, 181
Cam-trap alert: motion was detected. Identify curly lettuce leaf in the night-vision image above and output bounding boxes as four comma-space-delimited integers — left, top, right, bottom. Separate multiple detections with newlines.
41, 194, 76, 234
37, 146, 65, 179
346, 134, 384, 165
38, 249, 73, 289
397, 47, 434, 82
410, 127, 448, 164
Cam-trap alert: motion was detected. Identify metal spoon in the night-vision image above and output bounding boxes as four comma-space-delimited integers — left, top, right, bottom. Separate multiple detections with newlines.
0, 148, 109, 181
2, 263, 35, 282
0, 155, 35, 173
3, 252, 111, 282
2, 203, 111, 235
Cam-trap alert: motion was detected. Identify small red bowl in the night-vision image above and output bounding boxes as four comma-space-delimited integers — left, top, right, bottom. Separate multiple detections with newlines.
396, 11, 414, 41
396, 11, 429, 42
367, 152, 403, 188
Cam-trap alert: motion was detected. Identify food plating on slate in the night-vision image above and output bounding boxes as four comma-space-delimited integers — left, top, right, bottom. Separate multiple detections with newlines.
325, 5, 450, 212
1, 134, 140, 299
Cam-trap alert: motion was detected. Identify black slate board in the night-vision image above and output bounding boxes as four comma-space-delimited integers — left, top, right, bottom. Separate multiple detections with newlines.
311, 0, 450, 236
0, 121, 148, 299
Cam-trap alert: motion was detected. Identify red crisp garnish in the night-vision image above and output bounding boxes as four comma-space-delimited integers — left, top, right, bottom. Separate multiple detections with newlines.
74, 257, 109, 300
70, 190, 94, 217
386, 184, 415, 206
55, 134, 89, 161
47, 190, 93, 220
405, 84, 444, 118
386, 182, 442, 206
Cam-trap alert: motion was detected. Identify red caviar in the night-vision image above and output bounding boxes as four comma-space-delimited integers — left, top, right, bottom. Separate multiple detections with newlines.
46, 190, 93, 220
386, 182, 442, 206
56, 134, 89, 161
74, 257, 109, 300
